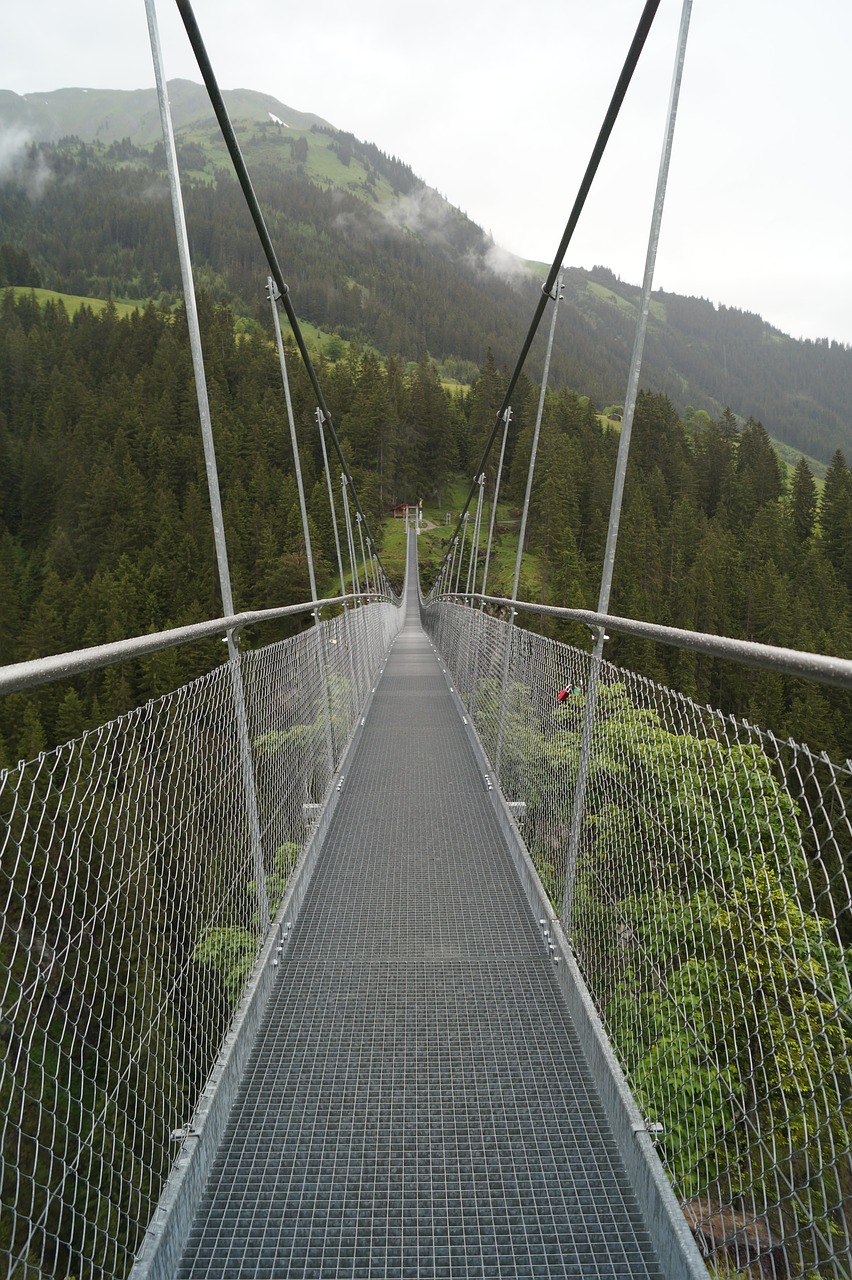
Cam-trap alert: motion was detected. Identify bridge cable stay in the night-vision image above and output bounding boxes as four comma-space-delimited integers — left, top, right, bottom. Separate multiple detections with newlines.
340, 476, 361, 600
315, 413, 348, 598
454, 513, 469, 594
477, 407, 511, 605
173, 0, 389, 585
494, 274, 564, 775
144, 0, 271, 932
445, 534, 458, 594
562, 0, 693, 931
313, 405, 361, 690
438, 0, 662, 579
267, 277, 336, 776
356, 514, 371, 597
464, 474, 486, 597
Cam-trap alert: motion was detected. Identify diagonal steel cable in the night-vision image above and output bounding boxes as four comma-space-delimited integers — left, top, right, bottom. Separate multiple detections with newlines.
439, 0, 662, 576
173, 0, 388, 582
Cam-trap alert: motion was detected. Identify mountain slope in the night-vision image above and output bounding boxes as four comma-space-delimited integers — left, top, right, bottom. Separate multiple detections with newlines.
0, 82, 850, 463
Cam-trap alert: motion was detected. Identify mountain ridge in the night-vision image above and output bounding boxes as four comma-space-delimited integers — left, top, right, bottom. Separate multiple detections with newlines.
0, 80, 334, 145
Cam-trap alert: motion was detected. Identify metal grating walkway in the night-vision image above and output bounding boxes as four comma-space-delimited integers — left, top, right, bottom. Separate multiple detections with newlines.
175, 544, 665, 1279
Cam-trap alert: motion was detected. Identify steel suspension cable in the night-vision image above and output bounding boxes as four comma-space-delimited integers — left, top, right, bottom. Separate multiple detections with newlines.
465, 475, 486, 596
562, 0, 693, 932
439, 0, 662, 578
341, 475, 360, 598
478, 408, 511, 605
173, 0, 387, 580
267, 279, 335, 775
146, 0, 269, 934
316, 409, 347, 595
495, 275, 564, 774
454, 515, 469, 594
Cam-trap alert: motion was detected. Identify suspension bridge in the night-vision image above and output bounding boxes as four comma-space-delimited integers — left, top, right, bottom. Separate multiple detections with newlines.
2, 0, 851, 1278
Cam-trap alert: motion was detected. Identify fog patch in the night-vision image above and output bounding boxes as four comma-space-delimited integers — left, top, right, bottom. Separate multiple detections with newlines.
332, 209, 366, 239
385, 186, 463, 253
139, 182, 169, 204
480, 240, 533, 285
385, 186, 532, 286
0, 127, 52, 200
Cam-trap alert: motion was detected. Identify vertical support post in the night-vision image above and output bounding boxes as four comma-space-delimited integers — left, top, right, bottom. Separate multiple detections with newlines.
511, 276, 563, 604
341, 475, 369, 670
268, 281, 319, 603
562, 0, 693, 932
494, 612, 515, 777
447, 536, 459, 596
317, 407, 357, 702
496, 279, 563, 777
316, 408, 346, 595
341, 475, 360, 597
367, 541, 379, 597
268, 282, 334, 778
454, 513, 469, 594
356, 513, 371, 597
480, 407, 512, 605
145, 0, 269, 931
465, 474, 486, 598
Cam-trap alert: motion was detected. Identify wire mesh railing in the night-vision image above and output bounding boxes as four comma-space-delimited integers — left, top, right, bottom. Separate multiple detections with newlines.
422, 597, 851, 1280
0, 599, 402, 1280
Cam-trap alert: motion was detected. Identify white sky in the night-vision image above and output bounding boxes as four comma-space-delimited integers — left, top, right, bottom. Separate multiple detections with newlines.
3, 0, 851, 345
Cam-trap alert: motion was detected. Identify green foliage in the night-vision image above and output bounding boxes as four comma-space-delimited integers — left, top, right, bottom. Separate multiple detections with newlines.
265, 843, 300, 915
192, 926, 258, 1004
515, 681, 850, 1266
194, 844, 301, 1001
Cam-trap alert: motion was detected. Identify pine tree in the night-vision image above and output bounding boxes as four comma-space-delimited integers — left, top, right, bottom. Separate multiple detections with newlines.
790, 456, 818, 542
819, 450, 852, 591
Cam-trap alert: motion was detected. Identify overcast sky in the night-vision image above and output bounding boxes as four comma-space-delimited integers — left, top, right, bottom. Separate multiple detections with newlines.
3, 1, 851, 345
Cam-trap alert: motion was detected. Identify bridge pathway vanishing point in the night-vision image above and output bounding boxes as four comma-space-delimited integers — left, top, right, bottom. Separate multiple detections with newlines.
169, 532, 693, 1280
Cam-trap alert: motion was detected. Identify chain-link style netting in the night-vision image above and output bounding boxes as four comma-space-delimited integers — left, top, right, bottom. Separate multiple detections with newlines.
423, 599, 851, 1280
0, 601, 401, 1280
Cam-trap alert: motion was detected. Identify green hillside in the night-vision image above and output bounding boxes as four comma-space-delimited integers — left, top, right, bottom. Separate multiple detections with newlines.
0, 81, 850, 468
7, 285, 142, 318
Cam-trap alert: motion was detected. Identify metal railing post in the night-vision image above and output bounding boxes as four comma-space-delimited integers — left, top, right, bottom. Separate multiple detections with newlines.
267, 282, 334, 777
480, 408, 512, 604
146, 0, 268, 932
448, 536, 459, 595
494, 605, 516, 776
317, 407, 357, 698
341, 475, 360, 598
454, 513, 469, 594
465, 474, 486, 597
512, 277, 563, 603
562, 0, 693, 932
316, 409, 346, 595
356, 513, 372, 597
496, 281, 563, 778
341, 474, 369, 669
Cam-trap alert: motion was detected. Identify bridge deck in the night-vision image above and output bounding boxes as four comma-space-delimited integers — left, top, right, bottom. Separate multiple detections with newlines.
176, 549, 665, 1279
